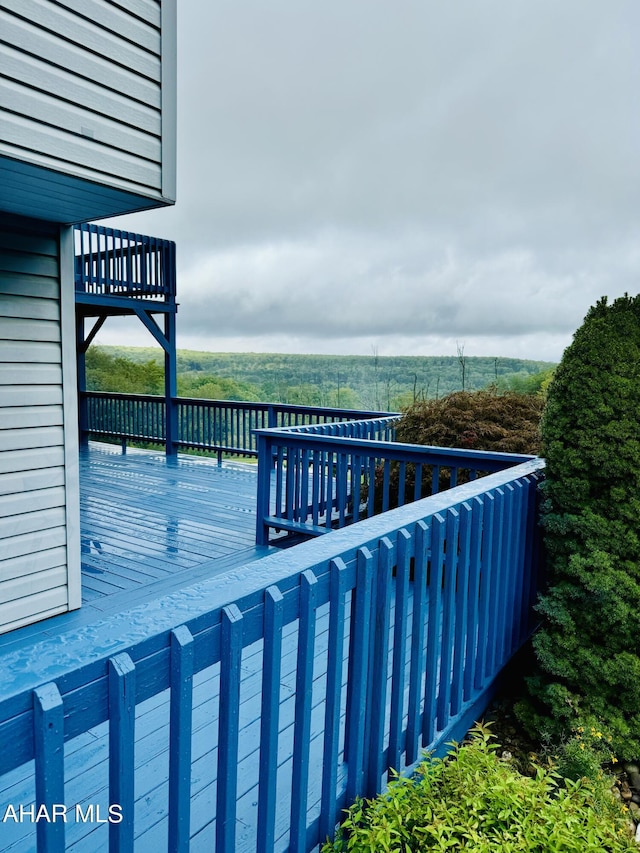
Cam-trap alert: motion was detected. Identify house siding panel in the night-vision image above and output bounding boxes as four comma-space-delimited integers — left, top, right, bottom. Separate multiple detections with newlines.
0, 215, 79, 633
0, 0, 174, 213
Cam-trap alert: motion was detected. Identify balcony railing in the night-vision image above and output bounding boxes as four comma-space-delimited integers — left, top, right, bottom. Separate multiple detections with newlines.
74, 223, 176, 302
81, 391, 395, 460
255, 423, 536, 545
0, 444, 544, 852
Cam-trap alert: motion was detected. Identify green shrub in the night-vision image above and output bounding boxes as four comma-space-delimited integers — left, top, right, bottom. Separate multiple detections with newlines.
526, 295, 640, 756
396, 390, 544, 455
323, 726, 635, 852
373, 390, 543, 511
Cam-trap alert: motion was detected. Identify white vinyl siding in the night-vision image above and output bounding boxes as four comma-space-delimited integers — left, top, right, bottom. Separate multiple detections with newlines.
0, 214, 79, 633
0, 0, 175, 209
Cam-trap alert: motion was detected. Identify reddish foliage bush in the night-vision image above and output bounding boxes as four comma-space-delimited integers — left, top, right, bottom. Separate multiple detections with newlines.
396, 390, 544, 456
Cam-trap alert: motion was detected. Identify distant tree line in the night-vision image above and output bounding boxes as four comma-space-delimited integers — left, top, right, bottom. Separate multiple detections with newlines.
87, 346, 555, 409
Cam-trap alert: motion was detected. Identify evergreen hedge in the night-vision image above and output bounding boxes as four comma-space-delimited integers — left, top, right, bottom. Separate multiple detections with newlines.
527, 295, 640, 756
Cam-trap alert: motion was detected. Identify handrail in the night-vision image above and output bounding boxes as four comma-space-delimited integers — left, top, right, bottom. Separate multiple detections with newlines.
255, 425, 537, 544
0, 455, 544, 852
74, 223, 176, 301
81, 391, 395, 459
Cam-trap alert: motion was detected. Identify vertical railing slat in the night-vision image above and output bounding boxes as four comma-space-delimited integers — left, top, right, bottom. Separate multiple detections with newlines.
488, 488, 505, 676
423, 513, 445, 746
290, 571, 318, 853
498, 485, 515, 666
437, 508, 459, 731
347, 547, 373, 801
451, 502, 472, 716
109, 652, 136, 853
475, 492, 495, 689
168, 625, 194, 853
506, 482, 524, 657
34, 683, 65, 853
258, 586, 284, 853
406, 519, 428, 765
464, 497, 484, 703
366, 538, 392, 796
217, 604, 243, 853
388, 528, 411, 773
319, 559, 348, 842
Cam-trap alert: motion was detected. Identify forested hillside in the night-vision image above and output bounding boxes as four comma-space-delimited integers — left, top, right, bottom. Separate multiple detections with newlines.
87, 346, 555, 410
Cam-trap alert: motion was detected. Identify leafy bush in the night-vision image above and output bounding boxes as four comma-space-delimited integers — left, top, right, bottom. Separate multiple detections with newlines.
371, 390, 544, 511
526, 295, 640, 756
396, 390, 544, 455
323, 725, 635, 852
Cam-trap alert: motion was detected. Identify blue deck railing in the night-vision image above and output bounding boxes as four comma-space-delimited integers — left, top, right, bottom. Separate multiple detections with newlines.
255, 420, 535, 545
82, 392, 394, 460
0, 451, 544, 852
74, 224, 176, 301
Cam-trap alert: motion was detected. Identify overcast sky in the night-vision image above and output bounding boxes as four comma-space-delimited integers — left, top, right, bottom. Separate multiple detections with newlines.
99, 0, 640, 363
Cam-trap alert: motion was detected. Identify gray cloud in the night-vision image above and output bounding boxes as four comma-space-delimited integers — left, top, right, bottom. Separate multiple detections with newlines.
101, 0, 640, 361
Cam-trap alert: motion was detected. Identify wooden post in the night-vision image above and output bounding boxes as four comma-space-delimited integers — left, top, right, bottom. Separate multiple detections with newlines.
165, 309, 178, 456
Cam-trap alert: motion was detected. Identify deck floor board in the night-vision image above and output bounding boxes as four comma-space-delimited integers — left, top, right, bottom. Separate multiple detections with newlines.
0, 443, 269, 654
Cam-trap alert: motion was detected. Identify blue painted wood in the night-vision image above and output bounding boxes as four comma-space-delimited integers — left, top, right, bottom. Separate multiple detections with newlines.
405, 520, 428, 765
413, 463, 423, 502
475, 492, 494, 690
257, 586, 284, 853
169, 625, 194, 853
257, 427, 534, 544
85, 391, 394, 457
75, 225, 176, 301
290, 571, 318, 853
464, 497, 484, 703
451, 502, 471, 717
108, 652, 135, 853
489, 488, 506, 675
511, 481, 527, 652
33, 683, 65, 853
320, 559, 347, 841
431, 464, 440, 495
346, 547, 373, 802
388, 529, 410, 773
423, 513, 445, 745
502, 483, 519, 663
0, 452, 544, 853
366, 538, 392, 796
217, 604, 243, 853
382, 459, 391, 513
437, 509, 459, 731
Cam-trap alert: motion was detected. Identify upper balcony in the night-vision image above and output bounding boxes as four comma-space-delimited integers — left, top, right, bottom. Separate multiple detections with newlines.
74, 223, 176, 315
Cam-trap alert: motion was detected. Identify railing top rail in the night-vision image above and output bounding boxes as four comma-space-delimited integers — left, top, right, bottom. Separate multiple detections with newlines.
83, 391, 164, 403
254, 426, 536, 468
0, 455, 544, 710
74, 222, 175, 251
82, 391, 395, 419
276, 414, 399, 433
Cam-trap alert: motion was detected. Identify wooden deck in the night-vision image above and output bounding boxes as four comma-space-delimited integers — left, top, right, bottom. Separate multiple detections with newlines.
79, 443, 267, 608
0, 444, 300, 851
0, 601, 351, 852
0, 443, 270, 652
0, 441, 349, 851
0, 445, 542, 852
